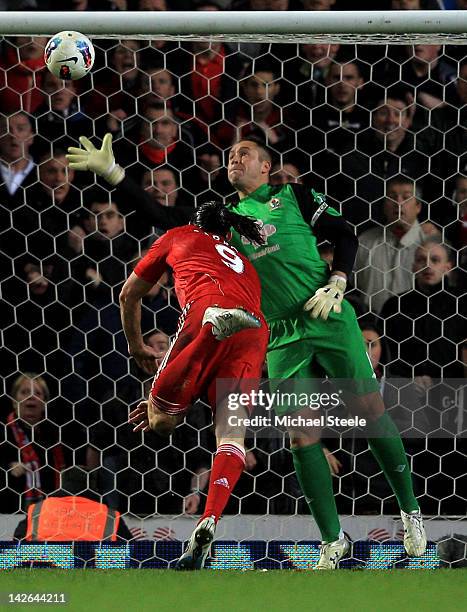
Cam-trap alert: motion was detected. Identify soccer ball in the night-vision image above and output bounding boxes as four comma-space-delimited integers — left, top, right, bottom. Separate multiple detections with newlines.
44, 31, 95, 81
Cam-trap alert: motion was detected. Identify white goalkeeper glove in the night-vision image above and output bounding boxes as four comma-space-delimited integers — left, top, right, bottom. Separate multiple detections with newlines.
304, 275, 346, 321
66, 133, 125, 186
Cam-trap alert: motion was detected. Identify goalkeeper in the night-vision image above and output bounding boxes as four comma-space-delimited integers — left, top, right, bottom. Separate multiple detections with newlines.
67, 135, 426, 570
225, 139, 426, 568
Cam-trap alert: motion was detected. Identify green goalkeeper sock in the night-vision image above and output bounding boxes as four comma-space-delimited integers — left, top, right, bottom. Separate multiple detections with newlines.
291, 442, 341, 543
367, 412, 419, 513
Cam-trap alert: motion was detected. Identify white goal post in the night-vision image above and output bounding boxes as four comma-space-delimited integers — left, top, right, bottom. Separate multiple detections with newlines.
2, 10, 467, 44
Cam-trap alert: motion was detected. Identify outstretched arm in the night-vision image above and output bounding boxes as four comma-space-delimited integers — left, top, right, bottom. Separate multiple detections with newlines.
117, 173, 193, 229
67, 133, 192, 230
119, 272, 161, 375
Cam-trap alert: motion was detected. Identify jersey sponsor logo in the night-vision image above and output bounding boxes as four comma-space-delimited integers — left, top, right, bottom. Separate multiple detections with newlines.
269, 197, 282, 210
241, 221, 277, 248
249, 244, 280, 260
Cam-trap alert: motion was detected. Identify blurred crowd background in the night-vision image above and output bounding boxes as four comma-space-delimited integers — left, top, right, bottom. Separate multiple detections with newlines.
0, 0, 465, 527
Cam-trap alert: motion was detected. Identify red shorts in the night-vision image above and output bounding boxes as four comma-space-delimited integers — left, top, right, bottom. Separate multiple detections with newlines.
150, 295, 269, 415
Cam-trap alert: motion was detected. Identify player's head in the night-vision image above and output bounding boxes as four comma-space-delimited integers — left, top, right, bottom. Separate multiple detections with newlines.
192, 200, 265, 246
228, 139, 272, 192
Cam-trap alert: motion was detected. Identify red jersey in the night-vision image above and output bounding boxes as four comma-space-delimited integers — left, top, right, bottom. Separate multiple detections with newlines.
134, 225, 262, 313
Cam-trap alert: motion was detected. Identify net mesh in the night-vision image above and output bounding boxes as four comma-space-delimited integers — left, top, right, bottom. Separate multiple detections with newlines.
0, 33, 465, 562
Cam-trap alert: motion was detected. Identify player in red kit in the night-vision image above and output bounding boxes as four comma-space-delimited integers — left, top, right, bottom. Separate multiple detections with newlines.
119, 201, 269, 570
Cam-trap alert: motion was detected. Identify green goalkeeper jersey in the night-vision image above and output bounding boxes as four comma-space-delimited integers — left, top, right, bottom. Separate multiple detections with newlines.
228, 183, 341, 321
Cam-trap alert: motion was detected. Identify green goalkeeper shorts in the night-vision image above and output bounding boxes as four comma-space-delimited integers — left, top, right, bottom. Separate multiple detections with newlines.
267, 299, 379, 415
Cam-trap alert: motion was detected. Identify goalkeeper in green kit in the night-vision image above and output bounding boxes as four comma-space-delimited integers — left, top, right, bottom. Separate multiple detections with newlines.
225, 139, 426, 569
67, 135, 426, 570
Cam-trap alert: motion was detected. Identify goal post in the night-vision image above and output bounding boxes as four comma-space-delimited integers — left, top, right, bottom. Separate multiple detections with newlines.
1, 10, 467, 43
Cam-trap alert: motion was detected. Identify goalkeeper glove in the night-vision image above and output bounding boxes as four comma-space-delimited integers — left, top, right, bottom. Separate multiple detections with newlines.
303, 275, 346, 321
66, 133, 125, 186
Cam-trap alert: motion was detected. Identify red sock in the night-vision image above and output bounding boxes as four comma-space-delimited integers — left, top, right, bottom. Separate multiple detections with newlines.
200, 443, 246, 524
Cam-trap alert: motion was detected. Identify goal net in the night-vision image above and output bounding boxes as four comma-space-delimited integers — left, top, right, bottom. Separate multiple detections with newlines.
0, 10, 465, 569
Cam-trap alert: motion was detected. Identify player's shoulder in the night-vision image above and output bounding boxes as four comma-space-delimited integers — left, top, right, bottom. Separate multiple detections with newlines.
284, 182, 327, 204
164, 224, 194, 238
149, 225, 193, 249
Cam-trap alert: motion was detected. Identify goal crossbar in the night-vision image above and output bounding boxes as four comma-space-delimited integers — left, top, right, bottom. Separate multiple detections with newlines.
2, 10, 467, 44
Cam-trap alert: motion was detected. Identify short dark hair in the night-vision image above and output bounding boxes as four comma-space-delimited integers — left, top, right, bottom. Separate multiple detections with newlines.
192, 200, 265, 245
233, 137, 273, 165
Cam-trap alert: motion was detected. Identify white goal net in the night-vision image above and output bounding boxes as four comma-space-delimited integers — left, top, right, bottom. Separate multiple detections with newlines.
0, 10, 465, 569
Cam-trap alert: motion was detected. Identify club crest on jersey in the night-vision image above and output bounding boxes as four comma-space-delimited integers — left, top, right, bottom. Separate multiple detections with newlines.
241, 220, 276, 248
269, 197, 282, 210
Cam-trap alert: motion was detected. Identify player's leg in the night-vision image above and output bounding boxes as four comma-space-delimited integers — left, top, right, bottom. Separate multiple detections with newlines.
175, 396, 248, 571
202, 393, 248, 525
286, 401, 350, 570
343, 391, 426, 556
314, 300, 426, 556
150, 298, 264, 420
176, 324, 268, 570
147, 301, 219, 430
267, 317, 346, 567
147, 396, 184, 435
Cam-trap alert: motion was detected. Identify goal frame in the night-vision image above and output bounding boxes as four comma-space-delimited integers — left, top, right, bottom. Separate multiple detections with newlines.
2, 10, 467, 44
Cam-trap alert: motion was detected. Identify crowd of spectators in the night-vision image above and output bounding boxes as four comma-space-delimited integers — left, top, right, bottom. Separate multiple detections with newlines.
0, 0, 465, 523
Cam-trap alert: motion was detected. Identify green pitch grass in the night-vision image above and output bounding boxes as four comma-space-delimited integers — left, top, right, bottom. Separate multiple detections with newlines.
1, 570, 466, 612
